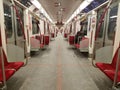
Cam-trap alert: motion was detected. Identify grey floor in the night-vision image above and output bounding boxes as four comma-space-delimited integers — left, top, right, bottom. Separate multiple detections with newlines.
7, 33, 113, 90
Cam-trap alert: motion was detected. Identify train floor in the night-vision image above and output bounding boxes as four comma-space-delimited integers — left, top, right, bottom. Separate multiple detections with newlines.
7, 33, 113, 90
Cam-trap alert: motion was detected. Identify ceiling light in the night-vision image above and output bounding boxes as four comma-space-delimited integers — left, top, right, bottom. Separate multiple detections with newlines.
31, 0, 53, 23
55, 2, 61, 7
65, 0, 93, 24
31, 0, 41, 9
110, 15, 117, 19
58, 2, 61, 6
60, 8, 65, 11
79, 1, 90, 10
86, 0, 94, 3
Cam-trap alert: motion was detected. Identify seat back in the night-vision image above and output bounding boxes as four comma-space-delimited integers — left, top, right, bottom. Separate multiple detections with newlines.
111, 45, 120, 69
30, 37, 40, 49
51, 33, 54, 38
0, 48, 9, 66
44, 36, 50, 45
69, 36, 75, 45
36, 35, 41, 42
64, 33, 67, 38
40, 35, 44, 44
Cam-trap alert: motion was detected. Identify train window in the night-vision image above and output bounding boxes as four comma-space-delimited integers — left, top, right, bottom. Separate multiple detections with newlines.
97, 9, 104, 38
4, 4, 13, 38
69, 24, 72, 34
16, 6, 24, 37
108, 5, 118, 40
82, 22, 87, 35
32, 18, 39, 34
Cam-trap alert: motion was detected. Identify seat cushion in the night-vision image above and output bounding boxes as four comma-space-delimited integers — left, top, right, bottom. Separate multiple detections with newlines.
96, 63, 115, 71
5, 62, 24, 71
74, 44, 80, 49
40, 44, 44, 48
104, 70, 120, 83
0, 69, 15, 82
69, 36, 75, 45
44, 36, 50, 45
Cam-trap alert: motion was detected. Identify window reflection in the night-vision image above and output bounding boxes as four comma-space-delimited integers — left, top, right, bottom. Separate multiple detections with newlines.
96, 9, 104, 38
82, 21, 87, 35
32, 17, 39, 34
108, 5, 118, 40
4, 4, 13, 38
16, 6, 24, 37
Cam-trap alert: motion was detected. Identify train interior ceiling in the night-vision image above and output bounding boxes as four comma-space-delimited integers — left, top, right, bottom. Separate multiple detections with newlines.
0, 0, 120, 90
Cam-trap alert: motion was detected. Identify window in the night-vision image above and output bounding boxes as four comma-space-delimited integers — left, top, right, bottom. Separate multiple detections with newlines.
4, 4, 13, 38
16, 6, 24, 37
32, 17, 39, 34
82, 21, 87, 35
96, 9, 104, 38
108, 5, 118, 40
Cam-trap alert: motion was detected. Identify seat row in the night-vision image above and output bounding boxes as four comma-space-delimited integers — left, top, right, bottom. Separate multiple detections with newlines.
0, 48, 24, 83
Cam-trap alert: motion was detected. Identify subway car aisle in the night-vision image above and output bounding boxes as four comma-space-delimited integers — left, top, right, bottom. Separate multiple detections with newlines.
6, 33, 112, 90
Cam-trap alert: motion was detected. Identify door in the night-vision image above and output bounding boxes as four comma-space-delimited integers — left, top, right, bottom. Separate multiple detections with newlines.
3, 0, 25, 62
95, 7, 105, 50
14, 4, 25, 50
95, 2, 119, 62
105, 3, 118, 46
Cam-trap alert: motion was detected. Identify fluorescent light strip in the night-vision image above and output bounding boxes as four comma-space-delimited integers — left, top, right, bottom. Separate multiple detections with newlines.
31, 0, 53, 23
110, 15, 117, 19
31, 0, 41, 9
66, 0, 93, 24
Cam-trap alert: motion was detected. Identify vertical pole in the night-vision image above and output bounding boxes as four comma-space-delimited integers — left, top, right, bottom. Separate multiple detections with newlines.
112, 43, 120, 88
0, 47, 7, 89
24, 40, 28, 66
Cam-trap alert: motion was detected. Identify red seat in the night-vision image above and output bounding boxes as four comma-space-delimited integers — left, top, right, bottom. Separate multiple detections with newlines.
44, 36, 50, 45
51, 33, 55, 38
40, 44, 44, 48
3, 50, 24, 71
74, 44, 80, 49
96, 63, 115, 72
96, 46, 120, 82
64, 33, 67, 38
0, 69, 15, 82
5, 62, 24, 71
104, 70, 120, 83
69, 36, 75, 45
36, 35, 41, 41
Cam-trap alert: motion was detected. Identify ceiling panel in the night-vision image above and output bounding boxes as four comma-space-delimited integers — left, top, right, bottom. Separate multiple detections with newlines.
38, 0, 83, 22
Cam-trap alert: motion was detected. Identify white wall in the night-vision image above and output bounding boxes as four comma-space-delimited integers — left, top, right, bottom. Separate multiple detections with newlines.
40, 20, 44, 34
89, 12, 97, 55
113, 3, 120, 56
75, 20, 81, 33
0, 0, 7, 55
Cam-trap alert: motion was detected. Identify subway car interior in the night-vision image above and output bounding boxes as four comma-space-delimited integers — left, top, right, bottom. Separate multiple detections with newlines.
0, 0, 120, 90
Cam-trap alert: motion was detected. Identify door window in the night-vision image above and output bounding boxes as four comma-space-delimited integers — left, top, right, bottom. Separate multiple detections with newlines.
96, 9, 104, 38
82, 21, 87, 35
16, 6, 24, 37
4, 4, 13, 38
32, 17, 39, 34
108, 5, 118, 40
